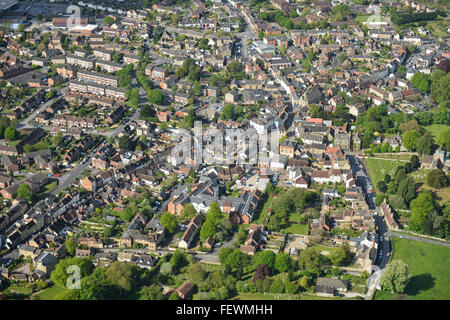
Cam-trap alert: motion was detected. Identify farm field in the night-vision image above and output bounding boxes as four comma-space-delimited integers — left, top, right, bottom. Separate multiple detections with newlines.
374, 238, 450, 300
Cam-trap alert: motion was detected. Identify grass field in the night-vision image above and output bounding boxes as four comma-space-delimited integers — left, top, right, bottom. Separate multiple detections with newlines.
282, 213, 309, 235
374, 238, 450, 300
364, 158, 404, 192
32, 285, 66, 300
309, 245, 340, 256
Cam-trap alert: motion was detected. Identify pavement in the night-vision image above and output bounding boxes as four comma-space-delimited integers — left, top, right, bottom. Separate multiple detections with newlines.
389, 231, 450, 247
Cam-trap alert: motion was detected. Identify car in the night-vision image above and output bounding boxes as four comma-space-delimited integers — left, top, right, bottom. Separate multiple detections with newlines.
55, 174, 60, 177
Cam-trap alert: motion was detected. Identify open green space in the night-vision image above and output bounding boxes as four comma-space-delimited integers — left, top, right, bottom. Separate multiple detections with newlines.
31, 285, 66, 300
281, 213, 309, 235
374, 238, 450, 300
364, 158, 404, 192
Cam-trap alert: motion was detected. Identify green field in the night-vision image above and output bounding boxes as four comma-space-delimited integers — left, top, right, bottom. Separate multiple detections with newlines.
282, 213, 309, 235
309, 245, 340, 256
374, 238, 450, 300
364, 158, 405, 192
31, 285, 66, 300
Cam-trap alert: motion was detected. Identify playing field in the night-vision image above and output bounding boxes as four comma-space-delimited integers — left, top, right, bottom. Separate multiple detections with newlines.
374, 238, 450, 300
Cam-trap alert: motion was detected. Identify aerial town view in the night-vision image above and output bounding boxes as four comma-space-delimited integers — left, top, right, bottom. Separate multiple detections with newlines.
0, 0, 449, 304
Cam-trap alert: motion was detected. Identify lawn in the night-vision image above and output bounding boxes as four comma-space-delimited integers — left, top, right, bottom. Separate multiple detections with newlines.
282, 213, 309, 235
374, 238, 450, 300
32, 285, 66, 300
308, 245, 340, 257
253, 196, 274, 225
364, 158, 404, 192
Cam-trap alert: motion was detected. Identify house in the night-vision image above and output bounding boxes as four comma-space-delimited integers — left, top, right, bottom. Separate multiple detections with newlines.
240, 224, 264, 255
34, 252, 58, 276
175, 281, 194, 299
315, 277, 349, 297
379, 199, 399, 231
178, 216, 202, 249
2, 155, 19, 173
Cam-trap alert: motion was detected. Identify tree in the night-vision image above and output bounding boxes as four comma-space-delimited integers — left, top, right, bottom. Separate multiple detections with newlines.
410, 155, 420, 170
50, 257, 95, 287
181, 203, 197, 219
427, 169, 448, 189
160, 211, 177, 233
200, 219, 216, 240
206, 201, 223, 224
274, 252, 291, 273
253, 264, 271, 283
436, 127, 450, 150
270, 278, 284, 293
330, 244, 352, 266
170, 250, 187, 273
397, 176, 416, 205
4, 126, 18, 140
160, 262, 173, 275
285, 281, 299, 294
118, 135, 132, 150
411, 72, 431, 94
120, 205, 137, 222
141, 104, 155, 118
218, 247, 234, 265
17, 184, 32, 202
221, 104, 235, 121
224, 249, 247, 269
147, 89, 164, 104
381, 260, 411, 294
139, 284, 164, 300
409, 192, 436, 233
254, 250, 276, 270
103, 16, 114, 26
377, 181, 387, 193
299, 276, 309, 291
402, 130, 421, 151
416, 132, 435, 155
105, 261, 135, 293
65, 239, 77, 256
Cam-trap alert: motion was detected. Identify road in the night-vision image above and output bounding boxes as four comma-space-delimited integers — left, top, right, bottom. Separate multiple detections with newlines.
51, 109, 140, 195
347, 153, 390, 299
389, 231, 450, 247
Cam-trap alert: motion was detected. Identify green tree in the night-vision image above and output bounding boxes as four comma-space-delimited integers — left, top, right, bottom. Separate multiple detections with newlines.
381, 260, 412, 294
118, 135, 132, 150
402, 130, 421, 151
17, 184, 32, 201
427, 169, 448, 189
147, 89, 164, 104
409, 192, 436, 233
274, 252, 291, 273
416, 132, 435, 155
221, 104, 235, 121
105, 261, 135, 294
160, 211, 177, 233
65, 239, 78, 256
50, 257, 95, 287
4, 126, 18, 140
200, 219, 216, 240
254, 250, 276, 270
103, 16, 114, 26
181, 203, 197, 219
140, 284, 164, 300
